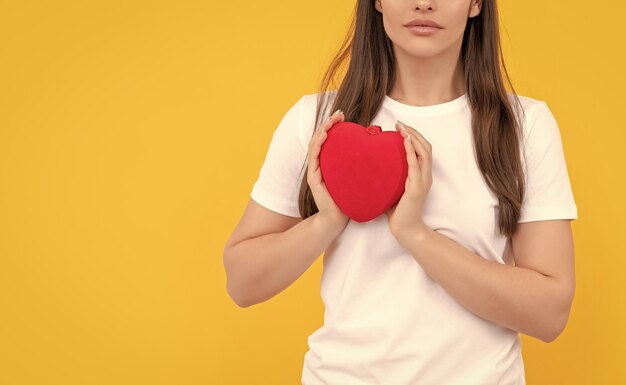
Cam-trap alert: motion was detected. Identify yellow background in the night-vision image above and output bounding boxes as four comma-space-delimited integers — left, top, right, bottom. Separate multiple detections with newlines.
0, 1, 623, 384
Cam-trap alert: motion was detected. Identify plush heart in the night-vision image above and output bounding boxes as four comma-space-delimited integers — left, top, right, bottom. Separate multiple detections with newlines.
319, 121, 408, 222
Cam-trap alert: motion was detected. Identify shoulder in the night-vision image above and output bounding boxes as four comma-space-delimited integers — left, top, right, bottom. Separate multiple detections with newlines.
290, 90, 335, 121
506, 92, 549, 120
298, 90, 338, 112
270, 91, 338, 153
506, 92, 559, 141
294, 90, 339, 138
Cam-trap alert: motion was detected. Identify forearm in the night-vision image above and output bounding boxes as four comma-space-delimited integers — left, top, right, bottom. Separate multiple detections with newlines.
224, 213, 346, 308
395, 227, 569, 342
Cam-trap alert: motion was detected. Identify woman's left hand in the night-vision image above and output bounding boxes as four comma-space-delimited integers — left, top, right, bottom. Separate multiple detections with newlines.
385, 120, 432, 238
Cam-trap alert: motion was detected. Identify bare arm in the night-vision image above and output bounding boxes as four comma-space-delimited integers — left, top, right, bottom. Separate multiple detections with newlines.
393, 219, 575, 343
225, 109, 349, 308
223, 202, 347, 308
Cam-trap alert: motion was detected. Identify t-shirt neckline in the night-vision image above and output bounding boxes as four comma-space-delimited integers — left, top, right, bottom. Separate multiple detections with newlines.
382, 92, 469, 116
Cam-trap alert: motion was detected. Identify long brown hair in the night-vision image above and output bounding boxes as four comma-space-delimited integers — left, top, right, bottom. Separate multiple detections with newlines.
296, 0, 526, 238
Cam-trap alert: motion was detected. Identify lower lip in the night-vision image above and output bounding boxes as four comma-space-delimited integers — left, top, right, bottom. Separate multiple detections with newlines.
406, 26, 441, 36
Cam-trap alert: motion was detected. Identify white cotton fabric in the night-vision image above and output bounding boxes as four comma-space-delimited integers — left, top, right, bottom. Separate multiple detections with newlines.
250, 90, 578, 385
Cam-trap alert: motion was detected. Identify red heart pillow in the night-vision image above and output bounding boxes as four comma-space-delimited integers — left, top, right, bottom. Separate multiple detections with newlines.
319, 121, 408, 222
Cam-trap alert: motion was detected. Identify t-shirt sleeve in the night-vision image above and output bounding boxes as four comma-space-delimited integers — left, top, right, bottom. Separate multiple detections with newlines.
517, 101, 578, 223
249, 95, 309, 218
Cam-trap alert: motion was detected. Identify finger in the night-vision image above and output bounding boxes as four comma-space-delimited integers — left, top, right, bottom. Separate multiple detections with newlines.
308, 108, 344, 173
407, 131, 430, 172
404, 124, 432, 155
308, 110, 336, 154
397, 125, 422, 163
310, 109, 343, 153
396, 121, 431, 174
396, 120, 432, 154
308, 109, 343, 158
308, 128, 328, 182
404, 134, 421, 182
322, 109, 345, 132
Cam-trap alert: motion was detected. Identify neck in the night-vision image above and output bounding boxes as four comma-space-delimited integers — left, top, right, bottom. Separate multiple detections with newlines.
387, 41, 466, 106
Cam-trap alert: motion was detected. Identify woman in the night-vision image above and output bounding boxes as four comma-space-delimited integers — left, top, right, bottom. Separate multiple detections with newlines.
224, 0, 578, 383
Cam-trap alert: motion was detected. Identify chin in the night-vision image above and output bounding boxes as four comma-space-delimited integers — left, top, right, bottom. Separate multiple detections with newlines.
404, 46, 447, 59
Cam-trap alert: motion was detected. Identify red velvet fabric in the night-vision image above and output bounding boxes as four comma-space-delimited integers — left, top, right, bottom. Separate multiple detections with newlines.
319, 121, 408, 222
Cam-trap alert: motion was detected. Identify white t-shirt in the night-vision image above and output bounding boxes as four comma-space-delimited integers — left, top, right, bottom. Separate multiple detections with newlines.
250, 90, 578, 385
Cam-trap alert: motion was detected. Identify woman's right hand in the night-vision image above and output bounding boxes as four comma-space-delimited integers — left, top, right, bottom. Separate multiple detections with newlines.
307, 109, 350, 228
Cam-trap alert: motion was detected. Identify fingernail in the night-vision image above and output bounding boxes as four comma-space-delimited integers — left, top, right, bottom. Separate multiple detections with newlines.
396, 119, 406, 128
334, 109, 343, 115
